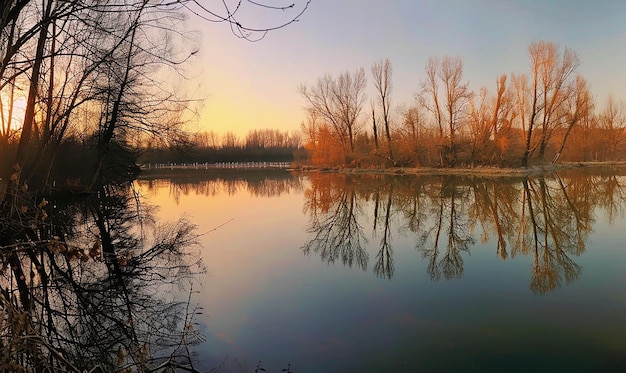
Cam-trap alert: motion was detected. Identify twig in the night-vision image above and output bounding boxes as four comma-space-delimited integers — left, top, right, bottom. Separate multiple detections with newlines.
199, 218, 234, 237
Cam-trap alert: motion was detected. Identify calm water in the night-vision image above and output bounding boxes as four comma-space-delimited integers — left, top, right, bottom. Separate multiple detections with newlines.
137, 167, 626, 372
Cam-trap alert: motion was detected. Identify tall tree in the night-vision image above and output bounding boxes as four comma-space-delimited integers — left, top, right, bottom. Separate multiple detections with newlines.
12, 0, 55, 175
396, 103, 425, 165
467, 74, 514, 164
553, 75, 593, 162
371, 58, 394, 162
598, 95, 626, 160
420, 55, 471, 166
299, 68, 367, 158
520, 41, 580, 167
420, 57, 444, 164
370, 100, 379, 149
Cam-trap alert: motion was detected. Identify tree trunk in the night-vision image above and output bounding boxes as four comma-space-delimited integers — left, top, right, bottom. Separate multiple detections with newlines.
13, 0, 53, 178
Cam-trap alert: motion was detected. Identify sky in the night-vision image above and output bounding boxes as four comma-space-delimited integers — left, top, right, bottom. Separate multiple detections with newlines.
184, 0, 626, 138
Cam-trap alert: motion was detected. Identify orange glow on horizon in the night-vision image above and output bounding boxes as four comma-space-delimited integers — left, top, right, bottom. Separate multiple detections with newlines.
0, 94, 27, 133
197, 94, 304, 139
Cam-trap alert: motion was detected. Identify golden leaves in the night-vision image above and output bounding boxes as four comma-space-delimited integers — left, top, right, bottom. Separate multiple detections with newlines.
90, 238, 101, 259
117, 251, 130, 266
46, 239, 66, 254
9, 163, 20, 183
46, 238, 103, 262
37, 198, 48, 208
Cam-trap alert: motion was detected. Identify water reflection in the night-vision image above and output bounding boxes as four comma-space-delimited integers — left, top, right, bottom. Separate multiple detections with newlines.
416, 178, 475, 281
0, 183, 204, 372
301, 174, 368, 271
301, 168, 626, 293
140, 168, 303, 204
373, 182, 394, 279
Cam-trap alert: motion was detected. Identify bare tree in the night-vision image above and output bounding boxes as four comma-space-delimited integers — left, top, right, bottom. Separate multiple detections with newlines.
299, 68, 367, 158
598, 95, 626, 159
335, 68, 368, 154
440, 56, 471, 166
468, 86, 490, 162
553, 75, 593, 162
1, 0, 311, 196
520, 41, 580, 167
192, 130, 221, 148
222, 131, 241, 148
467, 74, 514, 164
371, 58, 394, 162
370, 100, 379, 149
0, 77, 18, 144
396, 103, 426, 165
420, 57, 444, 156
181, 0, 311, 41
488, 74, 515, 150
420, 56, 471, 166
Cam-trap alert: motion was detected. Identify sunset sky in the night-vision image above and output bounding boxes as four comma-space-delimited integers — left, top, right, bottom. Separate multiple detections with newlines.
186, 0, 626, 138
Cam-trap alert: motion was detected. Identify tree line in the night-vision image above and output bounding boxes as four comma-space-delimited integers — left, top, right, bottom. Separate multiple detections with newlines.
300, 41, 626, 168
138, 128, 307, 164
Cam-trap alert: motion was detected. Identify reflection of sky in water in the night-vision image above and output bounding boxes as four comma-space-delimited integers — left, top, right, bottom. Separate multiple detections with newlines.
136, 172, 626, 372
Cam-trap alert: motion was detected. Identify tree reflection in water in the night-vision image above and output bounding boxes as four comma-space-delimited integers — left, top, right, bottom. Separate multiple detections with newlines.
416, 178, 475, 281
0, 182, 204, 372
301, 169, 626, 294
140, 168, 303, 205
522, 177, 585, 294
301, 174, 368, 271
373, 182, 395, 279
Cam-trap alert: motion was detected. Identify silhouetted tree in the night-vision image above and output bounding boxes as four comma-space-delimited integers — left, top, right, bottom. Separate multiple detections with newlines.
0, 0, 311, 196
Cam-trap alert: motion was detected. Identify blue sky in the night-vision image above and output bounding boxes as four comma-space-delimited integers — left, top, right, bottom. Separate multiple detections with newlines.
186, 0, 626, 136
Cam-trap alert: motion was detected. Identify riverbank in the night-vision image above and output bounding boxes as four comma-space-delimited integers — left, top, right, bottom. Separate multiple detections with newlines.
290, 161, 626, 177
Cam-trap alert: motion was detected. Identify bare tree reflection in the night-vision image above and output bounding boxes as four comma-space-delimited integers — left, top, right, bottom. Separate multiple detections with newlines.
297, 167, 626, 292
397, 182, 428, 234
302, 174, 368, 271
413, 178, 475, 281
580, 168, 626, 224
469, 180, 521, 260
139, 168, 303, 204
0, 183, 204, 372
521, 177, 587, 294
373, 183, 395, 279
415, 185, 445, 281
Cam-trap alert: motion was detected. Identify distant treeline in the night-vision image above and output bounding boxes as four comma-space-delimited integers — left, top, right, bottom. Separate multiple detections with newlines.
138, 128, 309, 164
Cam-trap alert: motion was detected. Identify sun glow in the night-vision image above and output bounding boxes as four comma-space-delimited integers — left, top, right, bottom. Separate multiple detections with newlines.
0, 93, 27, 133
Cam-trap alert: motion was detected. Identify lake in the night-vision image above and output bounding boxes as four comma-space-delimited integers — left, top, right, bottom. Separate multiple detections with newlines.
137, 167, 626, 372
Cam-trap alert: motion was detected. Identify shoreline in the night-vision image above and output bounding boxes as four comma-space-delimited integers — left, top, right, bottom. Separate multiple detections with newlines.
289, 161, 626, 177
137, 161, 626, 179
